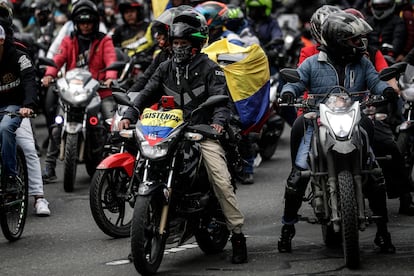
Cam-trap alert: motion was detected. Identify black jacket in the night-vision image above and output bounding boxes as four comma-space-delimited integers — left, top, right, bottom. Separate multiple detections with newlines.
366, 14, 407, 57
123, 53, 230, 126
0, 40, 37, 109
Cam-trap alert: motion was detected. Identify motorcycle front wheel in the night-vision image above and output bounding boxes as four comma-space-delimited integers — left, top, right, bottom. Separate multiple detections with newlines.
338, 170, 360, 269
89, 168, 133, 238
131, 194, 166, 275
63, 134, 78, 192
0, 147, 28, 241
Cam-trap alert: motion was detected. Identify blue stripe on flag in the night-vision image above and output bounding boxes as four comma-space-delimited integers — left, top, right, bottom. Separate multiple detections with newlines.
234, 81, 270, 129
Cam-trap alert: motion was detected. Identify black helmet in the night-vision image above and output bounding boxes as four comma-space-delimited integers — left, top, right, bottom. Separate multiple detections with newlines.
170, 8, 208, 50
309, 5, 342, 44
118, 0, 142, 14
0, 1, 13, 34
321, 12, 372, 62
71, 0, 99, 24
371, 0, 396, 20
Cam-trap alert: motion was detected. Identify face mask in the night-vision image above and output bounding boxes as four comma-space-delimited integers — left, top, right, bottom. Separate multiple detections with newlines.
172, 44, 193, 64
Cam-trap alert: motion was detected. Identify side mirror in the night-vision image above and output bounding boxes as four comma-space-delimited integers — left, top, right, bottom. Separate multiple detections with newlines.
379, 62, 407, 81
38, 57, 57, 68
280, 68, 300, 83
113, 92, 132, 106
199, 95, 228, 109
100, 61, 126, 72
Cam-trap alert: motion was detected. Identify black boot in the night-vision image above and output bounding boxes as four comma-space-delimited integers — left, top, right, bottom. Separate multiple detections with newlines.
374, 231, 396, 253
278, 224, 295, 253
399, 193, 414, 216
231, 232, 247, 264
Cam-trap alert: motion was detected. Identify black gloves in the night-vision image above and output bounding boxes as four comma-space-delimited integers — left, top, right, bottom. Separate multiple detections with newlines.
382, 87, 398, 101
281, 91, 295, 104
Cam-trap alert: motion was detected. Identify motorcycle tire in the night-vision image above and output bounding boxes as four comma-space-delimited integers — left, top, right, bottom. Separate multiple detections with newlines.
89, 168, 133, 238
259, 142, 279, 161
338, 170, 360, 269
85, 156, 99, 178
195, 203, 230, 254
63, 134, 78, 193
131, 194, 166, 275
0, 147, 28, 241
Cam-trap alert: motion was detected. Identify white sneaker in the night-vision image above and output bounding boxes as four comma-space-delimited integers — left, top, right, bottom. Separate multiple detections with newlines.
34, 198, 51, 217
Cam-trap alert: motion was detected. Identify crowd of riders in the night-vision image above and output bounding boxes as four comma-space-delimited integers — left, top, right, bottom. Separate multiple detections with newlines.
2, 0, 414, 267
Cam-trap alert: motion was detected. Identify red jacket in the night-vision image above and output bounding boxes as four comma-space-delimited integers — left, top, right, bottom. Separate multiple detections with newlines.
45, 33, 118, 99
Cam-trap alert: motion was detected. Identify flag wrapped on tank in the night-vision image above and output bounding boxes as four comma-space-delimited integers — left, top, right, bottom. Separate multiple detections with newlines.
140, 108, 184, 146
151, 0, 170, 18
202, 39, 270, 131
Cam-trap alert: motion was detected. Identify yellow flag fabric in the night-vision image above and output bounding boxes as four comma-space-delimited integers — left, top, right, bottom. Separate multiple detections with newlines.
152, 0, 170, 18
202, 39, 270, 130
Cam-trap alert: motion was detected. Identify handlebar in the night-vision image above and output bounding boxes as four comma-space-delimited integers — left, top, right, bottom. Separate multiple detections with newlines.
0, 111, 37, 118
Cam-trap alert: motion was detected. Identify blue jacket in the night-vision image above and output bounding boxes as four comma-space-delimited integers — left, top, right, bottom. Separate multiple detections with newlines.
281, 51, 390, 99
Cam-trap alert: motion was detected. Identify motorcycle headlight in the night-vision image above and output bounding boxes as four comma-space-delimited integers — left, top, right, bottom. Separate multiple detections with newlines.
140, 140, 170, 159
325, 110, 355, 138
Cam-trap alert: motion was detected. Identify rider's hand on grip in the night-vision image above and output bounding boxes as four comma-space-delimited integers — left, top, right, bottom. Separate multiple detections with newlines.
281, 92, 295, 104
382, 87, 398, 102
42, 76, 54, 87
118, 119, 131, 130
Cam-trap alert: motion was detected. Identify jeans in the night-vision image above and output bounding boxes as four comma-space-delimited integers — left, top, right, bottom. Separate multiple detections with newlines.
16, 118, 44, 196
0, 105, 22, 176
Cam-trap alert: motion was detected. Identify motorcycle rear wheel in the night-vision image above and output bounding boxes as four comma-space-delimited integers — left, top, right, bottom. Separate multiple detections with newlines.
338, 170, 360, 269
89, 168, 133, 238
0, 147, 29, 241
131, 194, 166, 275
63, 134, 78, 192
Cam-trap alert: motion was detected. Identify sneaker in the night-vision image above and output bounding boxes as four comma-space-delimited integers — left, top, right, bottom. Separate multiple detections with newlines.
240, 173, 254, 185
42, 165, 57, 183
34, 198, 51, 217
231, 232, 248, 264
278, 224, 295, 253
374, 231, 396, 254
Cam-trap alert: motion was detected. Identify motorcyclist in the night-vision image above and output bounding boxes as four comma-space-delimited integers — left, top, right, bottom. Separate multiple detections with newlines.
277, 12, 396, 254
223, 4, 260, 47
0, 24, 37, 193
111, 0, 149, 49
118, 8, 248, 264
195, 1, 243, 46
366, 0, 407, 63
41, 0, 118, 182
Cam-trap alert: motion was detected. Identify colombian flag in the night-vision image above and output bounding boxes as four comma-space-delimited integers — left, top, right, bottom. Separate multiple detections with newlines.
202, 39, 270, 131
152, 0, 170, 18
140, 108, 184, 146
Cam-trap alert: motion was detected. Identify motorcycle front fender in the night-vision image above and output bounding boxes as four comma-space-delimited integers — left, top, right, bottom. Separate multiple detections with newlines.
138, 181, 165, 196
65, 122, 83, 134
96, 152, 135, 177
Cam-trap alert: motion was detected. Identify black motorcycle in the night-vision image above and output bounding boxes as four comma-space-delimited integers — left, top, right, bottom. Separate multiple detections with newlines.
113, 93, 232, 275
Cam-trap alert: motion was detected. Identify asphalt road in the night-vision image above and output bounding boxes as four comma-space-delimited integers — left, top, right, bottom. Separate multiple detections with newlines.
1, 116, 414, 276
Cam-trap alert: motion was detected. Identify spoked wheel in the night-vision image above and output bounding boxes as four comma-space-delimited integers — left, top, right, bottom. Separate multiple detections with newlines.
89, 168, 133, 238
0, 147, 29, 241
195, 201, 229, 254
131, 194, 166, 275
338, 170, 360, 269
63, 134, 78, 192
